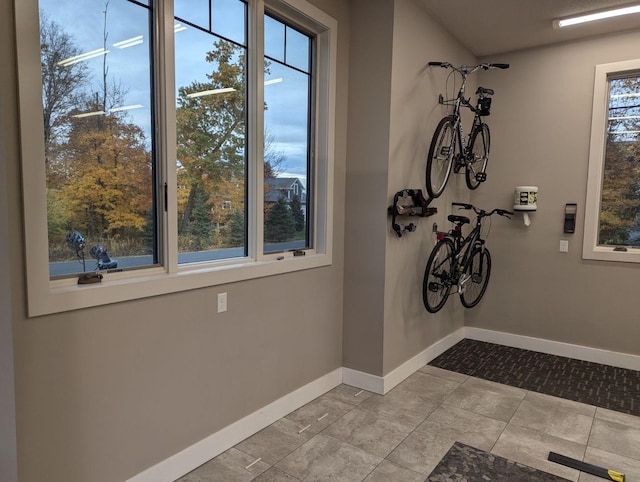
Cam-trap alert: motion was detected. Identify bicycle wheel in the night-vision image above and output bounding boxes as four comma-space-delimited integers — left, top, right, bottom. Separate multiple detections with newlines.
423, 238, 455, 313
465, 123, 490, 190
426, 116, 456, 198
459, 247, 491, 308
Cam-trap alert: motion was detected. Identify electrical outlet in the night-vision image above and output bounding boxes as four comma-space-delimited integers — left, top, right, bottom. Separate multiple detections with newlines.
559, 240, 569, 253
217, 292, 227, 313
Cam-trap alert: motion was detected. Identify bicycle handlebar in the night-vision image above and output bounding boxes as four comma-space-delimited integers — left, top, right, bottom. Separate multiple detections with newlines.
452, 202, 513, 218
428, 61, 510, 72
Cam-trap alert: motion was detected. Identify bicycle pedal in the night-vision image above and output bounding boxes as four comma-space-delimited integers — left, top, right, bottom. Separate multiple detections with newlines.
475, 172, 487, 182
428, 282, 441, 293
472, 274, 482, 283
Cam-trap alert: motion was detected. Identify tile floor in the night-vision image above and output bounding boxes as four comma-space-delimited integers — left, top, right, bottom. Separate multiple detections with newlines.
177, 365, 640, 481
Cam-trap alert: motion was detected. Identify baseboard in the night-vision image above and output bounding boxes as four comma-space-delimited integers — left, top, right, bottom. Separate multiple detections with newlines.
128, 326, 640, 482
342, 327, 466, 395
126, 368, 342, 482
464, 327, 640, 371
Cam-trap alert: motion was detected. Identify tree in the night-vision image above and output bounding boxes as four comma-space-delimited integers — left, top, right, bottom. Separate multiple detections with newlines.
176, 40, 246, 236
39, 13, 89, 162
187, 186, 213, 250
290, 193, 305, 232
224, 209, 245, 247
265, 197, 295, 242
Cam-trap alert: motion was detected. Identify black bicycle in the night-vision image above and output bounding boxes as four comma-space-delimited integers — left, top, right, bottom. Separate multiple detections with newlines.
423, 203, 512, 313
425, 62, 509, 198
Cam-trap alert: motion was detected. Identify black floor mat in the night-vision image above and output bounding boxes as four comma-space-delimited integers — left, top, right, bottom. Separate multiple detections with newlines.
427, 442, 570, 481
429, 338, 640, 416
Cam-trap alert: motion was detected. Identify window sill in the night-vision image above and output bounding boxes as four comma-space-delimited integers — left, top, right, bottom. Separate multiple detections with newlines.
582, 245, 640, 264
30, 252, 332, 317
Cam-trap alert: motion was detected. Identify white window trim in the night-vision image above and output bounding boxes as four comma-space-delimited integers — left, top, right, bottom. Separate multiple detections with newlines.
584, 59, 640, 263
15, 0, 336, 316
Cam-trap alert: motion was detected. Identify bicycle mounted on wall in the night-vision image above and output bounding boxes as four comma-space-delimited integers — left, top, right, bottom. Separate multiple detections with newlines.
422, 203, 513, 313
425, 61, 509, 198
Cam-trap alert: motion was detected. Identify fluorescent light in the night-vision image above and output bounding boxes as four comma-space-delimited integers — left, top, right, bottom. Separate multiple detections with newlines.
58, 48, 109, 66
611, 93, 640, 98
113, 35, 143, 49
264, 78, 284, 86
186, 87, 237, 98
73, 110, 105, 118
554, 4, 640, 28
109, 104, 144, 113
174, 23, 188, 33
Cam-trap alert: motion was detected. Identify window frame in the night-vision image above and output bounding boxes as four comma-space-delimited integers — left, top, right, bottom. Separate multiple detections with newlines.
584, 58, 640, 263
15, 0, 336, 316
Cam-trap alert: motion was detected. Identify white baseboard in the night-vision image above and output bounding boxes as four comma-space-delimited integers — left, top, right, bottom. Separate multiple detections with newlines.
127, 368, 342, 482
342, 327, 466, 394
464, 327, 640, 371
127, 326, 640, 482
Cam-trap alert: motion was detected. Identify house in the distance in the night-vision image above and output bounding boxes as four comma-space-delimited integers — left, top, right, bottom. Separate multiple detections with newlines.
264, 177, 307, 214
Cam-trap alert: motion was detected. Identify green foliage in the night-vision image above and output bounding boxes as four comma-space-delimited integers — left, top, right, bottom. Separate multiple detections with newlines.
187, 187, 213, 250
265, 197, 295, 242
290, 193, 305, 232
224, 209, 245, 248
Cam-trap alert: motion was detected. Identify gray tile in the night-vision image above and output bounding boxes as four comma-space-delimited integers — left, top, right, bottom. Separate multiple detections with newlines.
235, 418, 312, 466
588, 417, 640, 461
275, 434, 382, 481
386, 431, 459, 476
510, 392, 595, 444
284, 394, 354, 436
324, 384, 373, 406
396, 370, 461, 403
177, 448, 270, 482
363, 459, 425, 482
252, 466, 302, 482
387, 405, 506, 475
323, 407, 415, 458
416, 404, 507, 450
358, 386, 439, 428
443, 376, 526, 422
492, 424, 584, 481
595, 407, 640, 429
419, 364, 469, 384
579, 446, 640, 481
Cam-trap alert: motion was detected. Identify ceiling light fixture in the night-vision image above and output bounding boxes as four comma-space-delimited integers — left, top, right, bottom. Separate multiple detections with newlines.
553, 4, 640, 28
186, 87, 237, 98
58, 48, 109, 66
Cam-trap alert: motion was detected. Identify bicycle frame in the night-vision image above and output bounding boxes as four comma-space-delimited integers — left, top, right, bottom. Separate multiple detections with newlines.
440, 66, 485, 173
436, 215, 484, 290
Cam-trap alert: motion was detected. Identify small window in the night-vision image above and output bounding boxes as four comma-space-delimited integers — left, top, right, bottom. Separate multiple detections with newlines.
584, 59, 640, 262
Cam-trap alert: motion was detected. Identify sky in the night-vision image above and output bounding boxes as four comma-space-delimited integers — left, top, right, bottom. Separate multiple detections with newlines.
40, 0, 310, 184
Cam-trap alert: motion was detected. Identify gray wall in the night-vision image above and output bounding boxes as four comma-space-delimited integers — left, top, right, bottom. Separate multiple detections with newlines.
0, 2, 18, 477
343, 0, 477, 377
468, 29, 640, 355
3, 0, 349, 480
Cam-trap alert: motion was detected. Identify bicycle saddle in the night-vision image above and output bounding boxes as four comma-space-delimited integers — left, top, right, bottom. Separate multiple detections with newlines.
476, 87, 494, 96
448, 214, 470, 225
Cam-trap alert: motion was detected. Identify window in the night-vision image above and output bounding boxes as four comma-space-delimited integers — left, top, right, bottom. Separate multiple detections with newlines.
584, 59, 640, 263
15, 0, 336, 315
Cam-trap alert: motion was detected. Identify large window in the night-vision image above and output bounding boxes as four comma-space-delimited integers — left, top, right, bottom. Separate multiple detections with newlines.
584, 59, 640, 262
15, 0, 336, 315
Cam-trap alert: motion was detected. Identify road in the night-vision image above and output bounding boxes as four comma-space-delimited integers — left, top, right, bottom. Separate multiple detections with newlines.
49, 241, 306, 277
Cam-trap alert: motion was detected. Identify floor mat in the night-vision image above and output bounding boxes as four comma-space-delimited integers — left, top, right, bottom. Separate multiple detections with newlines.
426, 442, 570, 481
428, 338, 640, 416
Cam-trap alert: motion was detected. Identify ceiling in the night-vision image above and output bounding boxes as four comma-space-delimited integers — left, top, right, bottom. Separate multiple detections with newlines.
418, 0, 640, 57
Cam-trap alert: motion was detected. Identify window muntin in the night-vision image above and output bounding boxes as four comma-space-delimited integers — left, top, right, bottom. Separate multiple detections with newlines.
584, 59, 640, 262
40, 0, 157, 278
174, 1, 248, 263
263, 14, 312, 254
16, 0, 336, 315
